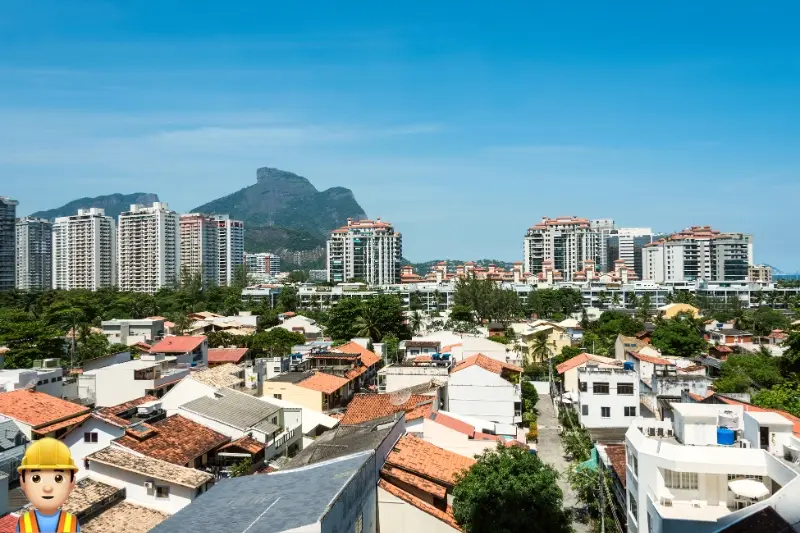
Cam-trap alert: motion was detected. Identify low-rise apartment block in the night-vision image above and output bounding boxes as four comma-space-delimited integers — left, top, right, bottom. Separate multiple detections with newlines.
448, 354, 522, 425
578, 366, 640, 441
83, 353, 191, 407
101, 317, 166, 346
149, 335, 208, 367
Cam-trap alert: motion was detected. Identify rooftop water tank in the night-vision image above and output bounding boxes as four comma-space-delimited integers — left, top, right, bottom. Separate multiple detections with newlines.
717, 427, 736, 446
623, 361, 634, 371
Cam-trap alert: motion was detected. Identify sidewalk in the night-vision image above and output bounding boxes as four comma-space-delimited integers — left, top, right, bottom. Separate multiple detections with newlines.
536, 394, 592, 533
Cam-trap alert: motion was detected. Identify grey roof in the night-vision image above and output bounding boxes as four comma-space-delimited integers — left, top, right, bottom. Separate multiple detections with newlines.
699, 356, 723, 369
150, 451, 373, 533
268, 371, 314, 384
180, 389, 282, 435
0, 417, 22, 450
715, 328, 751, 336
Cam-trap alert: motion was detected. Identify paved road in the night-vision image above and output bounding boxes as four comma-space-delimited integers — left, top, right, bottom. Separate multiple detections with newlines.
537, 394, 592, 533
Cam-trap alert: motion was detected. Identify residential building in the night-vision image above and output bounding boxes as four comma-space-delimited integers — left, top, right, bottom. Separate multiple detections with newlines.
657, 303, 701, 319
607, 228, 653, 280
748, 264, 773, 284
158, 364, 245, 416
305, 341, 382, 392
214, 214, 244, 287
523, 216, 615, 280
149, 335, 209, 367
327, 217, 402, 285
710, 328, 753, 346
0, 389, 90, 440
519, 321, 572, 364
309, 268, 327, 281
403, 340, 442, 358
263, 371, 353, 412
577, 366, 641, 441
263, 396, 340, 448
15, 217, 52, 290
0, 197, 17, 291
179, 214, 219, 286
615, 334, 664, 362
0, 364, 65, 398
557, 352, 623, 395
206, 347, 250, 367
448, 354, 523, 425
52, 208, 116, 290
118, 203, 180, 293
340, 390, 438, 434
85, 446, 214, 515
101, 318, 166, 346
270, 314, 324, 340
245, 252, 280, 278
83, 354, 191, 407
378, 361, 453, 394
422, 410, 527, 459
642, 226, 753, 283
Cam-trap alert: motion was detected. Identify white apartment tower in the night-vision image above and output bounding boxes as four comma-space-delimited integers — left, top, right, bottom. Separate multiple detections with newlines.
523, 216, 615, 281
327, 218, 402, 285
16, 217, 52, 290
607, 228, 654, 281
0, 197, 18, 291
180, 214, 219, 286
118, 203, 180, 293
52, 208, 116, 290
214, 215, 244, 287
245, 252, 281, 278
642, 226, 753, 283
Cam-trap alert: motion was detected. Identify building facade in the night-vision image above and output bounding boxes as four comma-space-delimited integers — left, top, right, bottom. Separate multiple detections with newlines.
214, 215, 244, 286
15, 217, 52, 290
643, 227, 753, 283
523, 216, 616, 280
52, 208, 117, 290
245, 252, 280, 278
118, 203, 180, 293
327, 218, 402, 285
577, 367, 640, 430
607, 228, 653, 280
748, 265, 772, 284
179, 214, 219, 286
0, 197, 18, 291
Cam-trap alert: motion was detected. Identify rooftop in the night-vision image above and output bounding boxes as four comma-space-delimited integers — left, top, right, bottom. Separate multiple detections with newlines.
297, 371, 350, 394
219, 435, 265, 455
379, 478, 460, 530
715, 396, 800, 437
452, 354, 523, 376
0, 389, 90, 428
718, 506, 793, 533
150, 336, 206, 353
81, 501, 170, 533
627, 350, 673, 366
189, 364, 244, 389
267, 370, 315, 384
93, 395, 160, 427
180, 389, 282, 434
557, 352, 619, 374
86, 446, 213, 488
114, 415, 230, 465
747, 411, 796, 427
207, 347, 250, 364
340, 393, 433, 425
385, 434, 475, 487
332, 341, 381, 367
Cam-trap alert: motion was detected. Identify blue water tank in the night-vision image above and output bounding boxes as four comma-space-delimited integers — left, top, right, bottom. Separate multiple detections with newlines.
623, 361, 634, 371
717, 427, 736, 446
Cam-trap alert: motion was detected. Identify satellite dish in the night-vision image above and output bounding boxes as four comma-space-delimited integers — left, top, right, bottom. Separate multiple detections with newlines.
22, 378, 37, 390
389, 390, 412, 406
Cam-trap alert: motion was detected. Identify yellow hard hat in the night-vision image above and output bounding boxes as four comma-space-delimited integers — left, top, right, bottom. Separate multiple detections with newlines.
18, 438, 78, 473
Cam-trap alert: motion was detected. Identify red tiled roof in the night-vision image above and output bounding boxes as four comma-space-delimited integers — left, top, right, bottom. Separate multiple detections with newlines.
0, 514, 19, 533
712, 346, 734, 353
133, 341, 152, 353
385, 435, 475, 487
556, 353, 591, 374
427, 412, 475, 437
94, 395, 159, 427
452, 354, 523, 376
381, 464, 447, 499
297, 372, 350, 395
150, 336, 206, 354
414, 355, 433, 363
604, 445, 627, 488
0, 390, 90, 428
219, 436, 264, 455
627, 351, 673, 366
114, 415, 229, 466
207, 347, 250, 364
441, 343, 462, 353
678, 365, 704, 373
716, 396, 800, 437
34, 413, 91, 436
341, 394, 434, 425
333, 342, 381, 367
378, 479, 461, 530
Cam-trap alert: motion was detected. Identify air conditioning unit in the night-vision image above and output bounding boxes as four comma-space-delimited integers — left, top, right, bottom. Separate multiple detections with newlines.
144, 481, 154, 490
660, 498, 673, 507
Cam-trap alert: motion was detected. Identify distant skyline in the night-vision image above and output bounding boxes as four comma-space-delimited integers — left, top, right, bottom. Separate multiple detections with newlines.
2, 1, 800, 269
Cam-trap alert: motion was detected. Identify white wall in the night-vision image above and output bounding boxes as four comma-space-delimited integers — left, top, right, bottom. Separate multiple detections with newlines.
63, 418, 124, 480
34, 368, 64, 398
160, 378, 216, 416
578, 369, 639, 429
91, 367, 148, 407
380, 367, 449, 393
378, 487, 459, 533
85, 464, 200, 515
422, 418, 495, 459
448, 366, 518, 425
83, 352, 131, 372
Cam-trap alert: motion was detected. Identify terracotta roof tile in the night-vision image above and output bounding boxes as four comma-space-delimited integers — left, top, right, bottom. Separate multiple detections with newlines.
441, 343, 462, 352
87, 446, 212, 488
333, 342, 381, 367
381, 464, 447, 499
556, 353, 591, 374
150, 335, 207, 354
94, 395, 159, 427
427, 412, 475, 437
219, 435, 264, 455
114, 415, 230, 466
0, 514, 18, 533
341, 394, 433, 425
452, 354, 523, 376
604, 445, 627, 488
34, 413, 91, 436
81, 501, 169, 533
207, 347, 250, 364
297, 372, 350, 395
378, 479, 461, 531
385, 435, 475, 487
627, 351, 673, 366
0, 390, 90, 428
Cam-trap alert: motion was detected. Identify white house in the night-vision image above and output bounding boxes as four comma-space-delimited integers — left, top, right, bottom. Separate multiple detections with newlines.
0, 360, 65, 398
378, 361, 452, 393
557, 352, 622, 395
85, 446, 213, 515
158, 365, 245, 416
83, 354, 190, 407
271, 315, 324, 340
101, 318, 165, 346
149, 336, 208, 367
422, 410, 527, 459
260, 395, 339, 448
447, 354, 522, 425
577, 366, 640, 432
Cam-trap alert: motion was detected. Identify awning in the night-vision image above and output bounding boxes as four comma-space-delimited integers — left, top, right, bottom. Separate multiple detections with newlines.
728, 479, 770, 500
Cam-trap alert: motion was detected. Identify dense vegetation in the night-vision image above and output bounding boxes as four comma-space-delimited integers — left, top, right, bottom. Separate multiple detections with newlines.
30, 192, 160, 221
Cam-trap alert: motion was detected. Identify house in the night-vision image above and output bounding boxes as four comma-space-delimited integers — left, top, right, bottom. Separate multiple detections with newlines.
187, 312, 258, 336
448, 354, 523, 425
0, 367, 64, 398
625, 351, 675, 384
657, 303, 701, 319
113, 414, 230, 469
158, 364, 245, 416
80, 351, 132, 373
206, 347, 250, 367
0, 416, 27, 484
259, 396, 340, 448
63, 395, 164, 479
178, 388, 302, 466
101, 318, 165, 346
595, 443, 628, 529
82, 353, 191, 407
307, 341, 382, 392
615, 334, 664, 362
710, 329, 754, 346
378, 361, 452, 393
378, 435, 476, 533
557, 352, 623, 395
765, 329, 788, 346
340, 391, 437, 434
486, 322, 506, 337
270, 315, 324, 340
85, 446, 214, 515
149, 336, 208, 367
263, 371, 353, 412
422, 410, 526, 459
519, 321, 572, 363
558, 317, 584, 343
403, 340, 442, 358
577, 366, 640, 442
0, 389, 90, 440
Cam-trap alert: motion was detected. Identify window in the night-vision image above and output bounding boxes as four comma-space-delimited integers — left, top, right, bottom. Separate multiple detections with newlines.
272, 416, 278, 425
593, 382, 609, 395
155, 486, 170, 499
728, 474, 763, 482
579, 382, 588, 392
618, 383, 634, 395
664, 470, 698, 490
273, 394, 282, 400
627, 447, 638, 476
624, 406, 637, 417
601, 407, 611, 418
581, 405, 588, 416
83, 432, 98, 443
273, 366, 281, 372
629, 492, 638, 519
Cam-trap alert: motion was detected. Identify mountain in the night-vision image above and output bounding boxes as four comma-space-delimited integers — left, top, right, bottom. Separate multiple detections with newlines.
30, 193, 160, 221
192, 167, 367, 267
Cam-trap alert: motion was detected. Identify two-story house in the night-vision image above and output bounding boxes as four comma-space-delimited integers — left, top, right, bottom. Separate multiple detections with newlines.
577, 366, 640, 442
83, 353, 191, 407
448, 354, 523, 425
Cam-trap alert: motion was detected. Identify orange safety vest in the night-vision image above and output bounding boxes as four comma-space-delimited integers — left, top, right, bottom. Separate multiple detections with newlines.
18, 510, 78, 533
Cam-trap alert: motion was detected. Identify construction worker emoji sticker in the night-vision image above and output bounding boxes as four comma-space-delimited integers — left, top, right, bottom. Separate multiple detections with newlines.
16, 438, 80, 532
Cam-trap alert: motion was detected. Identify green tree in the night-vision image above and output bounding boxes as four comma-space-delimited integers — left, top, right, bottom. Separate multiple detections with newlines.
650, 314, 707, 358
527, 332, 552, 364
453, 445, 572, 533
382, 334, 401, 364
287, 270, 309, 283
637, 293, 653, 323
247, 329, 306, 357
0, 309, 65, 369
277, 286, 299, 313
752, 381, 800, 417
450, 304, 474, 323
714, 353, 784, 394
408, 311, 424, 335
230, 457, 252, 477
75, 332, 112, 364
521, 381, 540, 412
326, 296, 409, 342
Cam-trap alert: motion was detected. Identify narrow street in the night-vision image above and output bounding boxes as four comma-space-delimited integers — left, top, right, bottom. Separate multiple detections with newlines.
536, 394, 592, 533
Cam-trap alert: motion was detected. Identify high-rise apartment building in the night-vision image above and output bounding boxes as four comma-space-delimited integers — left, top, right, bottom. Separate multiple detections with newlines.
245, 252, 281, 278
180, 214, 219, 286
16, 217, 52, 290
327, 218, 402, 285
642, 226, 753, 283
214, 215, 244, 287
118, 203, 180, 293
52, 208, 116, 290
523, 216, 615, 281
0, 197, 18, 291
607, 228, 653, 281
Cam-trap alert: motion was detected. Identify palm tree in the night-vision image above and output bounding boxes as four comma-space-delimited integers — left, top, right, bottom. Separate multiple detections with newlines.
598, 291, 609, 309
527, 331, 552, 364
611, 293, 621, 309
409, 311, 424, 335
355, 306, 382, 341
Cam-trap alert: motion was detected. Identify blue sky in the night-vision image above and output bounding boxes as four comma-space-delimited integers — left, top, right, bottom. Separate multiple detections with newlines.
2, 1, 799, 268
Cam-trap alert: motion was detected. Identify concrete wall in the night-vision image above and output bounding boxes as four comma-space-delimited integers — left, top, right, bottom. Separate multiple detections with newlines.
422, 418, 494, 459
83, 352, 131, 372
92, 367, 149, 407
378, 487, 459, 533
578, 369, 639, 429
380, 366, 450, 393
63, 417, 124, 479
86, 463, 200, 514
321, 453, 378, 533
448, 366, 517, 425
160, 378, 216, 416
262, 381, 323, 411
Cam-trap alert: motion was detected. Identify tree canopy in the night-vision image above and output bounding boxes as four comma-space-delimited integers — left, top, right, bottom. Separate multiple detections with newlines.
752, 381, 800, 418
325, 295, 409, 342
527, 288, 582, 321
453, 277, 522, 325
650, 314, 707, 358
714, 353, 785, 394
453, 445, 572, 533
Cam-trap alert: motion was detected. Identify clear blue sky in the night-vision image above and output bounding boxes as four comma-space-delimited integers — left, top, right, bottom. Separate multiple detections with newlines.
2, 1, 799, 269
